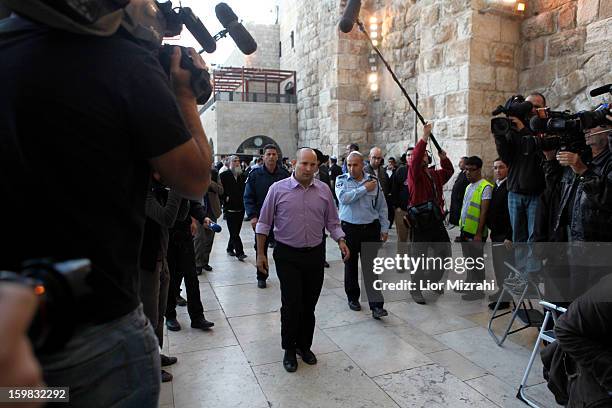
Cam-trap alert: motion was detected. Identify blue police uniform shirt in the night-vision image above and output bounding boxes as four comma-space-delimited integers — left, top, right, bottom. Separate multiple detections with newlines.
335, 172, 390, 233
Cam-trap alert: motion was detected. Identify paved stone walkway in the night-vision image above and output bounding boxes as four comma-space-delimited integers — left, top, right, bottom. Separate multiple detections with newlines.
159, 221, 560, 408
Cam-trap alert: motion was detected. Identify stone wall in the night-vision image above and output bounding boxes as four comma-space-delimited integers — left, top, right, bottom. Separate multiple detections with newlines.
223, 23, 281, 69
201, 101, 298, 159
519, 0, 612, 111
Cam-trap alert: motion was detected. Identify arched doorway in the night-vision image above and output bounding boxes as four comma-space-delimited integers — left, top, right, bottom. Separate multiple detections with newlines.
236, 135, 283, 158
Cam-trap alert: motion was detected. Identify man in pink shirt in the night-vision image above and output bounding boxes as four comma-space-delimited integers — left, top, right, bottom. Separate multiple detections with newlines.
256, 148, 350, 373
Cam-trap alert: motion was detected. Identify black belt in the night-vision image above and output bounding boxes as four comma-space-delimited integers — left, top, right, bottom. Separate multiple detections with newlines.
275, 241, 323, 253
341, 220, 379, 229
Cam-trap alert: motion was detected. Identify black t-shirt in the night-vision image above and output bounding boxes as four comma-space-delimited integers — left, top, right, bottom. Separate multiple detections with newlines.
0, 22, 192, 322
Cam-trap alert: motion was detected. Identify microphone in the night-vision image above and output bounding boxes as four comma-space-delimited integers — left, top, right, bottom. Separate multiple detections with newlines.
215, 3, 258, 55
339, 0, 362, 33
181, 7, 216, 53
590, 84, 612, 98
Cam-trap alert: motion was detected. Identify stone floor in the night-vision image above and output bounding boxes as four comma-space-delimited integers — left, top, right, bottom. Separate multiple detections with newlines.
159, 222, 561, 408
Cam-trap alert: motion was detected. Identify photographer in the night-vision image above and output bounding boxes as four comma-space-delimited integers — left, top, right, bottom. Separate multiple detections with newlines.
0, 5, 212, 407
493, 93, 547, 243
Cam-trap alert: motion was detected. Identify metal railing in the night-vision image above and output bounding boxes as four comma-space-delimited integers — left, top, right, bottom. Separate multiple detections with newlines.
199, 91, 297, 114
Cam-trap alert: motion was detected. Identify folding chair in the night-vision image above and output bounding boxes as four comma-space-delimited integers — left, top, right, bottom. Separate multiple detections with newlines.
488, 261, 545, 346
516, 301, 567, 407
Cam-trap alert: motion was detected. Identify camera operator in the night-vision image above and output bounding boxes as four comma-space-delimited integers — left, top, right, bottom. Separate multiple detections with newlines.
494, 93, 547, 243
0, 5, 212, 407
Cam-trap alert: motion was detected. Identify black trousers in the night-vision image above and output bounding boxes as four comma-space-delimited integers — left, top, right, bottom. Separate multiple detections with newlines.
254, 231, 274, 281
273, 242, 325, 350
342, 221, 384, 309
459, 231, 486, 286
225, 211, 245, 256
165, 232, 204, 321
410, 221, 450, 288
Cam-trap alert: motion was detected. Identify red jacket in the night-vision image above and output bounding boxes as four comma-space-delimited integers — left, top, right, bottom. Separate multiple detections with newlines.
407, 139, 454, 211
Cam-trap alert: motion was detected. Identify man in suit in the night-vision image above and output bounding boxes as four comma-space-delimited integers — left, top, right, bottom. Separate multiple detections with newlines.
220, 155, 247, 260
194, 167, 223, 272
486, 158, 513, 310
365, 147, 393, 229
449, 156, 469, 229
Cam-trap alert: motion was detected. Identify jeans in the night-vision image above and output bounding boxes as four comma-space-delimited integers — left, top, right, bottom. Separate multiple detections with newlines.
507, 191, 539, 243
40, 305, 160, 408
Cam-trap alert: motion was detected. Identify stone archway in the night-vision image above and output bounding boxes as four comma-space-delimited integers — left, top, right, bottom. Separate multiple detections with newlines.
236, 135, 283, 158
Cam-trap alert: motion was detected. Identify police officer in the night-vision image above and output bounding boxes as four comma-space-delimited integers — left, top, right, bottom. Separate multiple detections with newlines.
336, 151, 390, 319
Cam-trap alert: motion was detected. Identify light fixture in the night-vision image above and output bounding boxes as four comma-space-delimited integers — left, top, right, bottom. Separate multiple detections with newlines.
369, 24, 378, 31
372, 39, 378, 46
370, 83, 379, 92
370, 31, 378, 38
516, 2, 526, 11
479, 0, 527, 17
368, 73, 378, 83
369, 16, 377, 24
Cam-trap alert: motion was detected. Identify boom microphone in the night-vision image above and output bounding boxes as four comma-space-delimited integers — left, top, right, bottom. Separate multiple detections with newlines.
215, 2, 257, 55
181, 7, 216, 53
339, 0, 361, 33
590, 84, 612, 98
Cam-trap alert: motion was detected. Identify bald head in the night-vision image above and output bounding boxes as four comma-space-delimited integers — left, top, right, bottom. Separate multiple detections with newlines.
369, 147, 383, 170
294, 148, 318, 186
347, 151, 366, 179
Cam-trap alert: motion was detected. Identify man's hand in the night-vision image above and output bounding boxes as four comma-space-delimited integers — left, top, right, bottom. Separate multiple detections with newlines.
503, 239, 512, 250
190, 217, 198, 237
204, 217, 213, 227
473, 234, 482, 242
0, 284, 44, 407
170, 47, 209, 100
543, 149, 557, 161
338, 239, 351, 262
509, 116, 525, 131
422, 122, 433, 142
364, 179, 378, 192
250, 217, 259, 230
381, 232, 389, 242
256, 255, 269, 276
557, 151, 588, 175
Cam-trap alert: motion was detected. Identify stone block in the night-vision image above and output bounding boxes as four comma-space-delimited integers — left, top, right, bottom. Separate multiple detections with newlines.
521, 11, 557, 40
471, 39, 491, 66
434, 21, 456, 45
421, 47, 443, 70
405, 3, 421, 24
450, 117, 468, 139
446, 91, 469, 116
385, 31, 404, 49
585, 18, 611, 49
445, 39, 470, 66
519, 64, 556, 91
470, 64, 496, 91
496, 67, 519, 92
521, 38, 546, 68
456, 12, 472, 40
421, 5, 440, 26
577, 0, 600, 26
492, 43, 516, 67
338, 115, 367, 131
558, 3, 577, 30
500, 19, 521, 45
556, 55, 579, 77
553, 69, 588, 98
347, 101, 367, 116
472, 12, 501, 42
601, 1, 612, 18
582, 51, 612, 83
443, 0, 472, 16
333, 86, 361, 101
548, 28, 586, 58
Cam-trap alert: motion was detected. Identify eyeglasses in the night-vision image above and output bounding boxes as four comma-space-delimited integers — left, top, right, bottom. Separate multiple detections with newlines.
464, 167, 479, 173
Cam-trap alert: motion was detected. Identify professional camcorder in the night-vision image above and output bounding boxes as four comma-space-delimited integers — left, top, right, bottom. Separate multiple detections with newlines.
490, 95, 534, 135
0, 259, 92, 353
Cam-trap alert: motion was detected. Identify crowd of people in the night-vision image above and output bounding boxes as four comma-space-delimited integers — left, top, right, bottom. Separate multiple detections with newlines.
1, 3, 611, 407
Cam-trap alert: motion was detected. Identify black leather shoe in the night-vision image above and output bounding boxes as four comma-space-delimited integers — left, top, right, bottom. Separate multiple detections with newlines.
161, 369, 173, 383
237, 254, 247, 261
348, 300, 362, 311
203, 264, 213, 272
257, 280, 267, 289
371, 307, 388, 319
488, 301, 511, 310
227, 250, 236, 256
196, 266, 203, 275
283, 349, 298, 372
324, 261, 330, 268
176, 295, 187, 307
411, 290, 426, 305
191, 317, 215, 330
296, 348, 317, 365
166, 318, 181, 331
160, 354, 177, 367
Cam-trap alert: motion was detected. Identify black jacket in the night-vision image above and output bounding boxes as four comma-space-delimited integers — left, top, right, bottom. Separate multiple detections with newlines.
391, 165, 410, 211
449, 171, 469, 226
243, 165, 290, 219
494, 128, 546, 195
543, 149, 612, 242
220, 170, 247, 212
553, 274, 612, 407
486, 180, 512, 241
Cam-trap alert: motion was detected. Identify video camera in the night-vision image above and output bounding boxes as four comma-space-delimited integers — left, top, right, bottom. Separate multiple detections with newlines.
0, 259, 92, 353
490, 95, 534, 135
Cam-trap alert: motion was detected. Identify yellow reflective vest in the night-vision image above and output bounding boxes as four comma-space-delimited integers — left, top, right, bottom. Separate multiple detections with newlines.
460, 179, 493, 236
